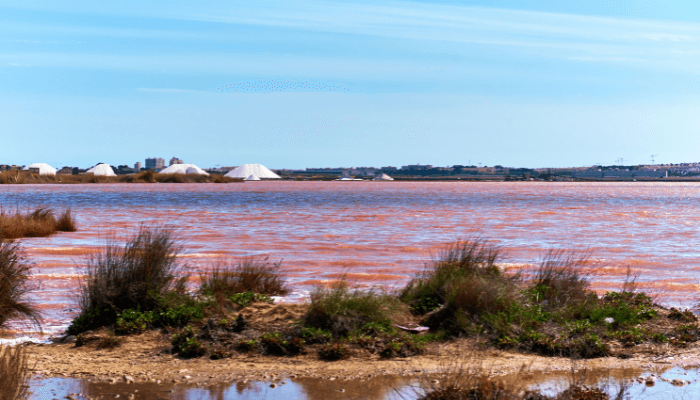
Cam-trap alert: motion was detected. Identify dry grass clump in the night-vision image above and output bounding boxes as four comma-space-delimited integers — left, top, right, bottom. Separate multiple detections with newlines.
532, 250, 592, 308
199, 257, 289, 297
0, 241, 40, 330
71, 227, 188, 333
0, 207, 77, 239
0, 345, 29, 400
400, 239, 520, 334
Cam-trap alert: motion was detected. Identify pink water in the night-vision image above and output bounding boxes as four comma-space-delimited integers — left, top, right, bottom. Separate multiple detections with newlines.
3, 181, 699, 337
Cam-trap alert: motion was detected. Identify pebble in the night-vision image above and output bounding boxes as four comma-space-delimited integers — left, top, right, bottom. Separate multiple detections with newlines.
270, 383, 277, 388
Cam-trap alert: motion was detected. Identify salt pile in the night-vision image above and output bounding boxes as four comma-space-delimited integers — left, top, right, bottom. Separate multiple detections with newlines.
244, 174, 261, 181
158, 164, 209, 175
373, 173, 394, 181
22, 163, 57, 175
86, 163, 116, 176
225, 164, 280, 179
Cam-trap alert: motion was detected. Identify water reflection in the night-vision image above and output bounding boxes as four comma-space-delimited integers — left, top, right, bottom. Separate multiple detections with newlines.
28, 367, 700, 399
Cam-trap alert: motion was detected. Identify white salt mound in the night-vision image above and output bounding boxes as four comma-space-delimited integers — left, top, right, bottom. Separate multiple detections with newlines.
86, 163, 116, 176
373, 173, 394, 181
158, 164, 209, 175
244, 174, 261, 181
22, 163, 57, 175
225, 164, 280, 179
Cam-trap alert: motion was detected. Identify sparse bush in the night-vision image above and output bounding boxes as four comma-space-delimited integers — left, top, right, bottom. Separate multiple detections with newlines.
97, 333, 123, 349
171, 325, 207, 358
209, 346, 232, 360
69, 227, 189, 334
0, 345, 29, 400
303, 277, 406, 338
318, 341, 349, 360
0, 241, 40, 330
379, 335, 424, 358
235, 339, 258, 353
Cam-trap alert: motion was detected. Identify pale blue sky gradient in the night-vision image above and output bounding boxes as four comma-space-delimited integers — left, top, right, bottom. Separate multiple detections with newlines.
2, 0, 699, 168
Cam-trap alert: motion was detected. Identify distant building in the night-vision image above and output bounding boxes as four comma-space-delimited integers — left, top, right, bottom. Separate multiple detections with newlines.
169, 157, 183, 166
145, 158, 165, 170
401, 164, 433, 171
134, 162, 142, 171
58, 167, 74, 175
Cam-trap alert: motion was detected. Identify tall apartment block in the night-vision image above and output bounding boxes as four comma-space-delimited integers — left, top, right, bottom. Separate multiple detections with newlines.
145, 157, 165, 170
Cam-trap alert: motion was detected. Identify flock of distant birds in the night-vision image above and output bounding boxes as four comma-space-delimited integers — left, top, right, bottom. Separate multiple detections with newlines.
216, 80, 352, 93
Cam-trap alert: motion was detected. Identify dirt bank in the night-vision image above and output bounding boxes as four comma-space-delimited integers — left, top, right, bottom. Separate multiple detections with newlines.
25, 329, 700, 386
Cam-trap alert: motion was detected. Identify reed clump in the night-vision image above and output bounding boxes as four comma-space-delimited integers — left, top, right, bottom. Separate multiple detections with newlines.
68, 227, 190, 334
0, 207, 77, 240
0, 241, 40, 330
0, 345, 29, 400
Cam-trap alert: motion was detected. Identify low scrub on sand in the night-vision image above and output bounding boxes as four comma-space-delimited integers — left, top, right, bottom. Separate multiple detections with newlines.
0, 241, 40, 331
303, 277, 407, 338
0, 345, 29, 400
400, 239, 691, 358
0, 207, 76, 240
68, 227, 191, 334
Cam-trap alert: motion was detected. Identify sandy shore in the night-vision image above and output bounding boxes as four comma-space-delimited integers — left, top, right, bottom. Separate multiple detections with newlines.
25, 329, 700, 386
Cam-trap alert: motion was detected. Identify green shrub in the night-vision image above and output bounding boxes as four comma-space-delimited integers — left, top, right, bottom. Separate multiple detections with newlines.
400, 239, 503, 315
303, 277, 405, 338
298, 327, 332, 344
229, 292, 273, 308
171, 325, 207, 358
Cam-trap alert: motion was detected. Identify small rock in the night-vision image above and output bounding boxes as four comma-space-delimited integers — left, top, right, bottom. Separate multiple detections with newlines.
123, 375, 134, 384
645, 376, 656, 386
270, 383, 277, 388
671, 379, 687, 386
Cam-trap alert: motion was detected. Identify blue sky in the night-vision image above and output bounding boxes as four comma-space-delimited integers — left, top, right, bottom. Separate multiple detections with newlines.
2, 0, 699, 169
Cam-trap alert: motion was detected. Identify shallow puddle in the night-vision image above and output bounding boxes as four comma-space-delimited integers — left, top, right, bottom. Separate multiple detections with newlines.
28, 367, 700, 399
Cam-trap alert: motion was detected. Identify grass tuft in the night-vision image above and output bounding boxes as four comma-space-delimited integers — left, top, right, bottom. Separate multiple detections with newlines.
0, 345, 29, 400
199, 257, 289, 297
303, 276, 406, 338
0, 241, 41, 330
69, 226, 189, 334
531, 249, 591, 308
